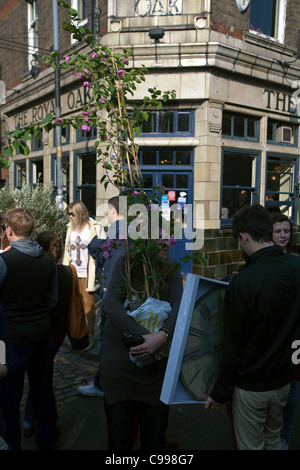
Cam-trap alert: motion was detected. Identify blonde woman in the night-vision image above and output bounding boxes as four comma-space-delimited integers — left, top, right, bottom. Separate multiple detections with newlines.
63, 201, 104, 350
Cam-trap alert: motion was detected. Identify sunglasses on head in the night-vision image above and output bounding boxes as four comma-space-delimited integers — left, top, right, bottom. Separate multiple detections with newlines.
68, 211, 76, 217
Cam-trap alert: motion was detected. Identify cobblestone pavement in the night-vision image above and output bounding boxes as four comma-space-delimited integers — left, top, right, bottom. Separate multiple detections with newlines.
19, 341, 300, 452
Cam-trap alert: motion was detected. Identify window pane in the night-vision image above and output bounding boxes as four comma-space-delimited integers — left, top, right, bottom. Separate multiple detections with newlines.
142, 174, 153, 188
176, 174, 188, 188
176, 150, 191, 165
233, 115, 245, 138
159, 150, 173, 165
267, 158, 294, 194
141, 150, 156, 165
247, 117, 256, 138
223, 153, 253, 187
177, 112, 190, 132
16, 163, 26, 187
223, 188, 252, 218
159, 111, 174, 133
162, 174, 173, 188
267, 120, 275, 140
222, 112, 232, 136
80, 154, 96, 185
250, 0, 277, 36
222, 152, 255, 217
142, 112, 157, 133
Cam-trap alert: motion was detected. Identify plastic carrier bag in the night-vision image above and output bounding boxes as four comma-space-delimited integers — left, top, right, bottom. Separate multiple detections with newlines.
125, 297, 171, 367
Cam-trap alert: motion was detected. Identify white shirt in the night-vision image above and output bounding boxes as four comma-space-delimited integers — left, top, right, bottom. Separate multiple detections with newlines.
70, 225, 91, 278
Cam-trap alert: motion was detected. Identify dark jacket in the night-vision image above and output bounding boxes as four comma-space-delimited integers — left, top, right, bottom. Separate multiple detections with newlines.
88, 219, 126, 297
0, 238, 58, 345
211, 245, 300, 403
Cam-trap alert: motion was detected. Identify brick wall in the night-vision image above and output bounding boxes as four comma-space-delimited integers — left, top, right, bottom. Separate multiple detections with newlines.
193, 226, 300, 280
0, 1, 108, 88
285, 0, 300, 51
211, 0, 250, 40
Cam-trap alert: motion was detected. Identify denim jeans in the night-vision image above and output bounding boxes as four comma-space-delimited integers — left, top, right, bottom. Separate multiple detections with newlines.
281, 381, 298, 442
0, 338, 58, 450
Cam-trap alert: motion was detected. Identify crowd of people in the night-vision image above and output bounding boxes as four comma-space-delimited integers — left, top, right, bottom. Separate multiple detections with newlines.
0, 199, 299, 451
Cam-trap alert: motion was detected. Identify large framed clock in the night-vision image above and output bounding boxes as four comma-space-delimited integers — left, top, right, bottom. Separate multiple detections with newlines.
160, 274, 229, 405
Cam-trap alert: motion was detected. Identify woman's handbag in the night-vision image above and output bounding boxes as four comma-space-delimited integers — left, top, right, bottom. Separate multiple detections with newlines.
67, 265, 89, 350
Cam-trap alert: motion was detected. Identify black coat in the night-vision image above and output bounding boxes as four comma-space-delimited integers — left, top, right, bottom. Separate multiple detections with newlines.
211, 245, 300, 403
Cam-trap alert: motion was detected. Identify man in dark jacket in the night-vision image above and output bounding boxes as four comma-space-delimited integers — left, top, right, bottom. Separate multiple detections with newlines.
0, 208, 58, 450
205, 204, 300, 450
77, 196, 125, 397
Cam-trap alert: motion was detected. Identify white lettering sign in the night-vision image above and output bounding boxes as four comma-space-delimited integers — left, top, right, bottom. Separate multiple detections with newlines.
135, 0, 182, 16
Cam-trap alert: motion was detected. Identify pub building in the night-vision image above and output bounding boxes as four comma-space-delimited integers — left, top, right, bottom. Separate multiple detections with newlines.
1, 0, 300, 276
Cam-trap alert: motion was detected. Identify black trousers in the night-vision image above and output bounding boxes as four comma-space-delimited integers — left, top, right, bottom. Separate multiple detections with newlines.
104, 399, 169, 450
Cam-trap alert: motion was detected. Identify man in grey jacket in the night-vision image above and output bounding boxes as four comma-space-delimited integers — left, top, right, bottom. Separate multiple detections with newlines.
0, 208, 58, 450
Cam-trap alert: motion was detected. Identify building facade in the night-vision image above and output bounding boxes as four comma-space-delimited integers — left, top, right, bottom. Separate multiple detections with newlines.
1, 0, 300, 277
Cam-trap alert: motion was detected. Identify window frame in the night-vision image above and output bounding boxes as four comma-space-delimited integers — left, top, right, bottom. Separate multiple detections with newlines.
140, 110, 194, 137
14, 160, 26, 189
71, 0, 88, 44
249, 0, 286, 43
222, 111, 260, 142
265, 152, 298, 223
27, 0, 39, 71
220, 148, 261, 228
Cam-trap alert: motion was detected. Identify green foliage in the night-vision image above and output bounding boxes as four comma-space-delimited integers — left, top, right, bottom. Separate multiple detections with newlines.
0, 184, 68, 241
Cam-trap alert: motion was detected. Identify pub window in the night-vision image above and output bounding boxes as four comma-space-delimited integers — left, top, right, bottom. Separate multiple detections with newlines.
222, 112, 260, 141
267, 119, 296, 146
141, 110, 193, 136
15, 161, 26, 189
221, 149, 260, 225
250, 0, 286, 43
32, 129, 43, 151
27, 0, 39, 71
76, 125, 97, 142
30, 158, 43, 186
71, 0, 88, 43
53, 125, 70, 145
75, 152, 96, 217
265, 154, 296, 218
139, 148, 192, 167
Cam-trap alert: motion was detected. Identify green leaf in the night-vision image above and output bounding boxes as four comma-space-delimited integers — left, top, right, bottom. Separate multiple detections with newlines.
4, 146, 13, 157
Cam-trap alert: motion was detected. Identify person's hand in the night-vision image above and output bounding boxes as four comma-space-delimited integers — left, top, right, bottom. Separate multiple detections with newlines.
129, 331, 168, 360
204, 396, 222, 410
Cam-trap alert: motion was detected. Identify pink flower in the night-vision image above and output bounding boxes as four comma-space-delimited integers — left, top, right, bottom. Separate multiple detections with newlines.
105, 135, 109, 140
92, 52, 98, 59
81, 124, 91, 132
56, 118, 62, 125
103, 251, 110, 259
117, 69, 125, 77
99, 97, 105, 104
65, 55, 71, 62
83, 81, 92, 89
83, 68, 91, 75
169, 236, 177, 246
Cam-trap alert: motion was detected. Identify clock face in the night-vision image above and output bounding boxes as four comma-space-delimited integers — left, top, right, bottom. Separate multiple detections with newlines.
180, 285, 226, 401
236, 0, 250, 12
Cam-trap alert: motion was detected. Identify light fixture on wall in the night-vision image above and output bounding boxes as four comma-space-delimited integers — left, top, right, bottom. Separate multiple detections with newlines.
149, 28, 165, 43
30, 63, 41, 79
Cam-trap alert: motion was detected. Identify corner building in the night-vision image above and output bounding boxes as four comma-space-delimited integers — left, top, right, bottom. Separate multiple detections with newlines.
2, 0, 300, 277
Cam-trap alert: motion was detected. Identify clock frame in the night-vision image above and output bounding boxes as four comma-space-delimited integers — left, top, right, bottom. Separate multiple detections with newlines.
160, 274, 229, 405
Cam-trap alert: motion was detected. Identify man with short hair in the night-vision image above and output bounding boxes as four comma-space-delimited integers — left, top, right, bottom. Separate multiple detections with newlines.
205, 204, 300, 450
0, 208, 58, 450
